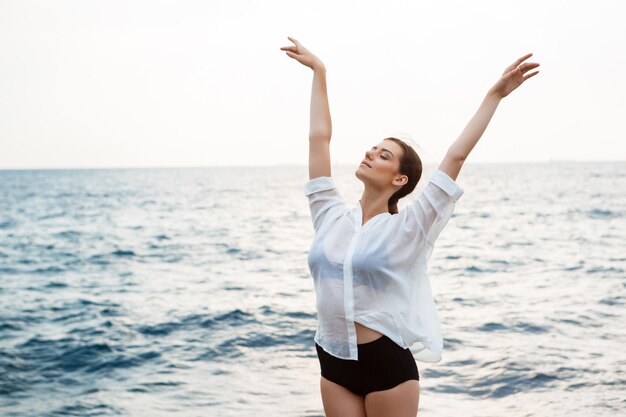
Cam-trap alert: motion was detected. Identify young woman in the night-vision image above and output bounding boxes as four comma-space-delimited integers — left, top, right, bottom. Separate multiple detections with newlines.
281, 36, 539, 417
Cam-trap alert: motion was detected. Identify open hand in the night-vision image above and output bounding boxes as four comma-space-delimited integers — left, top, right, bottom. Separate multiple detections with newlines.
280, 36, 325, 71
490, 53, 540, 98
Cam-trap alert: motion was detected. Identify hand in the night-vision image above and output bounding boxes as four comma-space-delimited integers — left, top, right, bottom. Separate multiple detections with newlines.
280, 36, 325, 71
489, 53, 540, 99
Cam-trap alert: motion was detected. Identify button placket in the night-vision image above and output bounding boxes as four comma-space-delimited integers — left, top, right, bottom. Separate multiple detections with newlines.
342, 203, 368, 359
343, 222, 361, 359
343, 202, 390, 359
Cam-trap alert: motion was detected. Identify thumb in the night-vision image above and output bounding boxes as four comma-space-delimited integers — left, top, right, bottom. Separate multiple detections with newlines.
288, 36, 301, 47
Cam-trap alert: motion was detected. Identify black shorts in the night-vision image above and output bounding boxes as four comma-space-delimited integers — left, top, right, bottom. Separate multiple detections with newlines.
315, 334, 419, 397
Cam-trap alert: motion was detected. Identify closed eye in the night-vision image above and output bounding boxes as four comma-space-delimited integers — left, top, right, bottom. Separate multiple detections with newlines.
370, 147, 391, 160
371, 145, 394, 160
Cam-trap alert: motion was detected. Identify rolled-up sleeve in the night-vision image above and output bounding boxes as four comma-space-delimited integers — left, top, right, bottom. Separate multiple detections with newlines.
304, 176, 346, 234
404, 169, 464, 254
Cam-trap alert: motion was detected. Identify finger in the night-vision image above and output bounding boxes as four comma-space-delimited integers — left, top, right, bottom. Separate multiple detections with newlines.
280, 46, 297, 52
519, 62, 540, 74
523, 70, 539, 81
285, 50, 302, 58
512, 52, 533, 67
287, 36, 301, 47
505, 53, 533, 72
520, 62, 540, 71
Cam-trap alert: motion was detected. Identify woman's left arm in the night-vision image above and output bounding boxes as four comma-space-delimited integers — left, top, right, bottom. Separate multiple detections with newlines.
440, 53, 540, 181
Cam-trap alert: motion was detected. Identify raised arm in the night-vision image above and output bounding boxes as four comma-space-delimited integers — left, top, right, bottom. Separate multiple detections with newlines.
280, 36, 333, 180
439, 53, 540, 181
307, 67, 332, 180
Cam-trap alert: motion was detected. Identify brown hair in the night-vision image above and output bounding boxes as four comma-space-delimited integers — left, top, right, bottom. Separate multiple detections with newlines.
385, 137, 423, 214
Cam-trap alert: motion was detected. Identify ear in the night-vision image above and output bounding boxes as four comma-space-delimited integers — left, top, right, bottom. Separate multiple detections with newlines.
393, 174, 408, 187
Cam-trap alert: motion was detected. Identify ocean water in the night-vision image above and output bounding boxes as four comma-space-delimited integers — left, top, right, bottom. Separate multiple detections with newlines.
0, 162, 624, 417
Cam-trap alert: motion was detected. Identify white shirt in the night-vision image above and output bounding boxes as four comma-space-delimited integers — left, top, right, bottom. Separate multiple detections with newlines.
304, 169, 464, 362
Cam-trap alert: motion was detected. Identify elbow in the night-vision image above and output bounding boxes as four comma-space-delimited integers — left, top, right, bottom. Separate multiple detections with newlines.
309, 134, 332, 143
439, 152, 466, 182
446, 144, 467, 162
447, 149, 467, 162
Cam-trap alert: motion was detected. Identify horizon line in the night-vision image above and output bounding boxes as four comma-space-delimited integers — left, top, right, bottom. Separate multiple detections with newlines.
0, 159, 625, 171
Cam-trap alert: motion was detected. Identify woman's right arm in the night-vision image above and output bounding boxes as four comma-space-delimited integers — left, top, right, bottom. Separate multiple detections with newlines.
281, 37, 332, 180
308, 66, 332, 180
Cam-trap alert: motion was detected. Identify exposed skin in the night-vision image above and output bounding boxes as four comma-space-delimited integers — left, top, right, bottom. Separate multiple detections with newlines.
355, 139, 407, 225
280, 36, 540, 227
281, 36, 540, 417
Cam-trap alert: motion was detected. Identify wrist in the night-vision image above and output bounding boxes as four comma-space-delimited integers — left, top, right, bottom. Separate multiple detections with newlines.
486, 87, 504, 101
312, 60, 326, 72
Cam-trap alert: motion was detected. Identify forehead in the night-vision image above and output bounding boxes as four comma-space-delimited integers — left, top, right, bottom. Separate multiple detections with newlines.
372, 139, 402, 155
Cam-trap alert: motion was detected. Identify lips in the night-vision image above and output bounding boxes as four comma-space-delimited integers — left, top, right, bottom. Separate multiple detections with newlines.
361, 161, 371, 168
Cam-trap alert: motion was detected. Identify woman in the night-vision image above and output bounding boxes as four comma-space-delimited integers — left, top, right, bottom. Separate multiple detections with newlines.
280, 36, 539, 417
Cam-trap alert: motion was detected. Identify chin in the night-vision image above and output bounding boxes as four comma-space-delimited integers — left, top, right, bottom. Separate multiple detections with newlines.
354, 166, 367, 181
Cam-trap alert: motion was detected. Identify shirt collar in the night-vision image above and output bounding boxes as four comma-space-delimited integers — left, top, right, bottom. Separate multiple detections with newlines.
353, 200, 391, 230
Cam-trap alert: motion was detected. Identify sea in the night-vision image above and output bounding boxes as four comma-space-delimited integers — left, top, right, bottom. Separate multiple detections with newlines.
0, 161, 624, 417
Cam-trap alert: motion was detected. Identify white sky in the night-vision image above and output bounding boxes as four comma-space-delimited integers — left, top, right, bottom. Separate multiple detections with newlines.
1, 0, 625, 169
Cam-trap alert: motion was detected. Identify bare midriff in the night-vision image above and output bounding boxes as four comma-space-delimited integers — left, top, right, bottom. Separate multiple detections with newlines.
355, 321, 384, 345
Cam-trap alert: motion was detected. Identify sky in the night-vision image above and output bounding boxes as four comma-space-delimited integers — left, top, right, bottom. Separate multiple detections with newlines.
1, 0, 625, 169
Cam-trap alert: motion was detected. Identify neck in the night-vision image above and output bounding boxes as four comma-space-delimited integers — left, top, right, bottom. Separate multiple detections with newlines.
359, 189, 391, 220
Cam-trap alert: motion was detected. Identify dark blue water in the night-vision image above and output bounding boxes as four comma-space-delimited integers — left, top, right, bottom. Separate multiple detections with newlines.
1, 162, 625, 416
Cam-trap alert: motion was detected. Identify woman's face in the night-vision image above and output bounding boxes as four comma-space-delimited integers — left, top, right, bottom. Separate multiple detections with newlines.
355, 139, 406, 190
